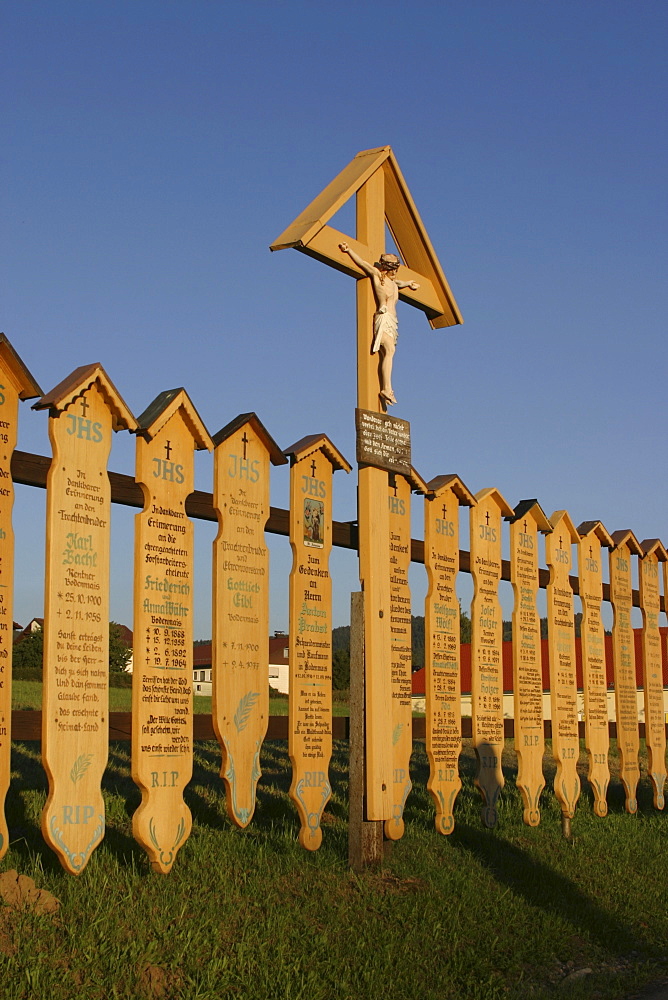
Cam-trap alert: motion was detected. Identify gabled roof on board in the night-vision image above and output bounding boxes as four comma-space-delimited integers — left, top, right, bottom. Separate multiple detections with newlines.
402, 466, 429, 495
212, 412, 287, 465
640, 538, 668, 561
270, 146, 462, 330
610, 529, 643, 556
34, 363, 136, 431
0, 334, 42, 399
507, 498, 551, 531
474, 487, 514, 518
548, 510, 580, 544
427, 474, 476, 506
577, 520, 614, 548
135, 388, 213, 451
283, 434, 351, 474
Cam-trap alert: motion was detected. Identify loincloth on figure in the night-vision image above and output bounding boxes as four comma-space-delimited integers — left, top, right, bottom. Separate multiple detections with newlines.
372, 307, 398, 354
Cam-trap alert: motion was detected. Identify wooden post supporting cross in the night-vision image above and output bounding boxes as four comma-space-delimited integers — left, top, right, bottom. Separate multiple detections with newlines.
271, 147, 462, 832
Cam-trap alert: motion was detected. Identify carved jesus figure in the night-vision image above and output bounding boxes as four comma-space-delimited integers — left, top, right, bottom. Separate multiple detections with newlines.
339, 243, 419, 406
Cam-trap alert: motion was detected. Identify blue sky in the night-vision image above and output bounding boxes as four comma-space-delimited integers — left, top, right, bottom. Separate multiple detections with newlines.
3, 1, 667, 635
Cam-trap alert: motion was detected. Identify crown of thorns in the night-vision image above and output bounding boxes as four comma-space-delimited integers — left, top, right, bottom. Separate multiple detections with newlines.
375, 253, 401, 270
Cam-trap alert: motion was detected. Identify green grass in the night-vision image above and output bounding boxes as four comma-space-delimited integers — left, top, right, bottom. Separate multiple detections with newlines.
11, 681, 352, 717
0, 735, 667, 999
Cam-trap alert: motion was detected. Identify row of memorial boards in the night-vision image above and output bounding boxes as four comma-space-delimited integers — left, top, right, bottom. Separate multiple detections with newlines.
0, 339, 666, 874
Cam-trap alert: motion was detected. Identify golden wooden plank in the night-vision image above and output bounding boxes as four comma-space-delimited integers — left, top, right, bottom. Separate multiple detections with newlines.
545, 511, 581, 822
286, 436, 349, 850
383, 474, 414, 840
609, 530, 643, 814
424, 475, 475, 834
577, 521, 613, 818
470, 488, 514, 827
37, 369, 135, 873
382, 158, 462, 328
639, 539, 668, 809
131, 390, 212, 873
509, 501, 551, 826
0, 336, 41, 860
270, 147, 391, 251
271, 147, 462, 329
212, 415, 284, 828
303, 226, 442, 318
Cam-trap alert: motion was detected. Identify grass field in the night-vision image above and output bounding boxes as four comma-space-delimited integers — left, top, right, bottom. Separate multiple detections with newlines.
0, 731, 667, 1000
11, 680, 352, 716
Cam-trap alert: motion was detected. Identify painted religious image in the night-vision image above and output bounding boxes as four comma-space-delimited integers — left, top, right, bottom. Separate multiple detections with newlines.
339, 243, 419, 407
303, 498, 324, 548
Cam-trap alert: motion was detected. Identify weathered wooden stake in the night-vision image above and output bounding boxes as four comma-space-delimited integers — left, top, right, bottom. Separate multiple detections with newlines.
348, 591, 383, 869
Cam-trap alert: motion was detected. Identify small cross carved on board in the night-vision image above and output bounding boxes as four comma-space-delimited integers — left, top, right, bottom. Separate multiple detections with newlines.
80, 395, 89, 417
311, 459, 317, 478
442, 503, 448, 519
164, 440, 172, 460
485, 511, 490, 526
241, 432, 249, 459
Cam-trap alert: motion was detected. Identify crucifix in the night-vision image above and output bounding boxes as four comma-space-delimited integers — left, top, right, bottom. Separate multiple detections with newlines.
271, 147, 462, 823
164, 440, 172, 460
241, 431, 249, 459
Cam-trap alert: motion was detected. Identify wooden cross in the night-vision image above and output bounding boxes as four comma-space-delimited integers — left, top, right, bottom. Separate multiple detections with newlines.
80, 395, 89, 417
241, 432, 249, 459
311, 459, 317, 478
270, 148, 462, 825
164, 440, 172, 460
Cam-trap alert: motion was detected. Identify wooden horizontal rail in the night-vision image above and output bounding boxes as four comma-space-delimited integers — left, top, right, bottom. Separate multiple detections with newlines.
10, 450, 656, 610
12, 711, 659, 742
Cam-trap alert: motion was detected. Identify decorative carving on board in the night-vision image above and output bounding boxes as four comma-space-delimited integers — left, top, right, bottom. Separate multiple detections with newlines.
35, 364, 135, 873
212, 413, 286, 829
285, 435, 350, 850
508, 500, 551, 826
424, 475, 475, 834
131, 389, 212, 872
577, 521, 614, 818
470, 488, 514, 828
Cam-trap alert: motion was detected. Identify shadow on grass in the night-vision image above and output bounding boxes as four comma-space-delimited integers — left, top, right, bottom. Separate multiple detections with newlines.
450, 821, 654, 961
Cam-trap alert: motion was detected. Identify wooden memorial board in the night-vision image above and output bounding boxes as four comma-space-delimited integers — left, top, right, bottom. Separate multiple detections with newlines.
131, 389, 212, 872
545, 511, 581, 822
577, 521, 612, 816
508, 500, 551, 826
577, 521, 613, 817
0, 337, 41, 859
609, 530, 643, 814
470, 488, 514, 827
424, 475, 475, 834
286, 435, 350, 850
35, 365, 135, 873
355, 409, 411, 475
211, 414, 286, 827
384, 468, 427, 840
639, 539, 668, 809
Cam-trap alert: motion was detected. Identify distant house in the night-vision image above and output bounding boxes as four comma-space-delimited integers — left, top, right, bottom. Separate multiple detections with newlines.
192, 643, 212, 695
268, 633, 289, 694
15, 617, 44, 641
411, 627, 668, 720
190, 633, 290, 696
